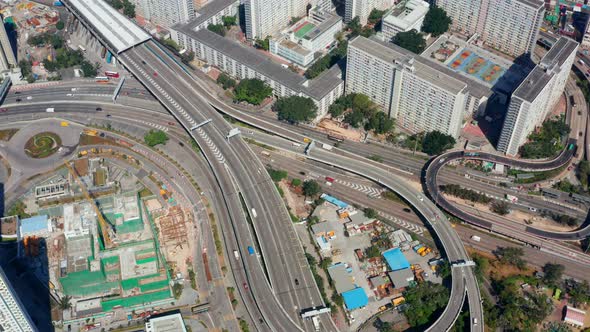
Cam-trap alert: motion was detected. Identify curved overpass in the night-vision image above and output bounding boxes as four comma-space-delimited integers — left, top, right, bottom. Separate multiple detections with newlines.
425, 139, 590, 244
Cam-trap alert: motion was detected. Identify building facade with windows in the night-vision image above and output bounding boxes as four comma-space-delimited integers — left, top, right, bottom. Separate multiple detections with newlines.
346, 36, 490, 138
131, 0, 195, 29
345, 0, 395, 25
0, 266, 36, 331
497, 37, 578, 155
437, 0, 544, 57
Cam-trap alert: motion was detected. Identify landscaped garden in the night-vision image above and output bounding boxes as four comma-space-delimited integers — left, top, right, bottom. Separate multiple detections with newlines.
24, 132, 62, 158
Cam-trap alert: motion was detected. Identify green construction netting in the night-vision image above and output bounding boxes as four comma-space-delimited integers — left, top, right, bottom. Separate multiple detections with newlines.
136, 256, 157, 265
101, 290, 171, 311
60, 270, 118, 297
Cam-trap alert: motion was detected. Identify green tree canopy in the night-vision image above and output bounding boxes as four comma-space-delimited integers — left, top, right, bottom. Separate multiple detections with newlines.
491, 200, 510, 216
403, 282, 449, 327
144, 130, 169, 147
421, 6, 452, 37
255, 37, 270, 51
222, 15, 237, 27
366, 112, 395, 134
56, 21, 65, 30
274, 96, 318, 124
365, 245, 381, 258
493, 246, 526, 269
217, 73, 236, 90
80, 61, 99, 77
542, 263, 565, 286
393, 29, 426, 54
421, 130, 455, 155
302, 180, 321, 198
267, 167, 288, 182
207, 24, 226, 36
364, 208, 378, 219
233, 79, 273, 105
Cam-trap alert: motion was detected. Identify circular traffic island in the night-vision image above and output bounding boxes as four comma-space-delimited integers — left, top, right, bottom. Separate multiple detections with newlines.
24, 132, 62, 159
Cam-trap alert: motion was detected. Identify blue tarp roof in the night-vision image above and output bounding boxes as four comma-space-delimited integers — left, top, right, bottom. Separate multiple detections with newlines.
342, 287, 368, 310
20, 215, 48, 235
320, 193, 348, 209
383, 248, 410, 271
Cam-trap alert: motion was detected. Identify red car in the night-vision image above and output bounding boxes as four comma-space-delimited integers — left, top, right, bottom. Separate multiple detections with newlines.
243, 282, 249, 290
0, 108, 7, 113
153, 72, 158, 77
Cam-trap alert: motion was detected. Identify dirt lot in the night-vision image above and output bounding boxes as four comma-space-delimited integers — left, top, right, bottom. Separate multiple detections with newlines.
318, 118, 363, 142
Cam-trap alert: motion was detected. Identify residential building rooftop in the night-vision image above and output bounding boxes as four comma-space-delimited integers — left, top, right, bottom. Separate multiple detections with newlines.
173, 0, 237, 31
383, 0, 429, 31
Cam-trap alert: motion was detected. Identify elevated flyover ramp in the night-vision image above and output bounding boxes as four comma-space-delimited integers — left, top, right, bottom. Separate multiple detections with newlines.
61, 0, 151, 54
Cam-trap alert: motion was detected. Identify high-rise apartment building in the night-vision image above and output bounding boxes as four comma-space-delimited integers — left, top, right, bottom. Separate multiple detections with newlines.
0, 266, 36, 331
244, 0, 325, 39
437, 0, 544, 57
347, 36, 476, 137
131, 0, 195, 29
0, 15, 16, 73
497, 37, 578, 156
345, 0, 395, 25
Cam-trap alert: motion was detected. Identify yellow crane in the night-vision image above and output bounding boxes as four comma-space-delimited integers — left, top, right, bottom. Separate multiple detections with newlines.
64, 160, 116, 248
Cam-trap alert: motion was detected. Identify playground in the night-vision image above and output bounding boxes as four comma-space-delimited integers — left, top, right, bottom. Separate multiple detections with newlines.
448, 50, 506, 85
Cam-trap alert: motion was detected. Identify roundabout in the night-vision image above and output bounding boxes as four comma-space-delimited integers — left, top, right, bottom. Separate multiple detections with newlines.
24, 132, 62, 159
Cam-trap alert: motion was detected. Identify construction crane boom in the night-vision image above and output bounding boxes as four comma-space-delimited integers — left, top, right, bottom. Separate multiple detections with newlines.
64, 160, 116, 247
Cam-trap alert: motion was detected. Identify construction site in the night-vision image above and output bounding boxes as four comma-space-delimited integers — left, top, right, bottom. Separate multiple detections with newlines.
7, 150, 197, 329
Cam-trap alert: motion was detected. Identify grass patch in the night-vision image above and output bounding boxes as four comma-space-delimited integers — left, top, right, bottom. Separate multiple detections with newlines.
208, 212, 223, 256
138, 187, 153, 198
243, 137, 275, 151
0, 128, 18, 141
24, 132, 62, 158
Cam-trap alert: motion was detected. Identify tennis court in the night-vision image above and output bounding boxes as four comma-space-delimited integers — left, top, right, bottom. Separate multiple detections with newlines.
294, 22, 315, 39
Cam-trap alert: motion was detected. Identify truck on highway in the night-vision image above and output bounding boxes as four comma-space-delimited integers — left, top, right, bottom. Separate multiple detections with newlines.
247, 246, 255, 255
46, 107, 54, 113
233, 250, 240, 260
471, 235, 481, 242
251, 208, 257, 218
322, 143, 333, 151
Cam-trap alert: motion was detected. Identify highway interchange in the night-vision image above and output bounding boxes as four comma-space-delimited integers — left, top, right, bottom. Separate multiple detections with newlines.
3, 20, 590, 332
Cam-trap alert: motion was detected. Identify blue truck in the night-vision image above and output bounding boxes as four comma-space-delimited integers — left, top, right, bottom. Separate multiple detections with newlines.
247, 246, 255, 255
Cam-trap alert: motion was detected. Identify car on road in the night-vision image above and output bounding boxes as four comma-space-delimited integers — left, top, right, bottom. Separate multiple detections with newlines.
26, 96, 32, 100
294, 278, 299, 286
15, 98, 21, 102
106, 114, 111, 117
178, 142, 184, 147
168, 122, 175, 126
153, 72, 158, 77
66, 93, 73, 97
141, 60, 146, 65
417, 194, 423, 201
14, 91, 20, 94
243, 282, 249, 290
403, 208, 411, 213
96, 107, 102, 111
0, 108, 7, 113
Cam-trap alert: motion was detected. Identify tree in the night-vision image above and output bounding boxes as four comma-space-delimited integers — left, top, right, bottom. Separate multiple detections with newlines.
222, 15, 237, 27
274, 96, 317, 124
328, 103, 346, 118
122, 1, 135, 18
180, 51, 195, 65
58, 295, 72, 310
144, 130, 169, 147
366, 112, 395, 134
566, 279, 590, 306
421, 6, 452, 37
493, 247, 526, 269
403, 282, 449, 328
207, 24, 226, 36
319, 257, 332, 270
368, 8, 386, 25
18, 60, 32, 77
255, 37, 270, 51
291, 178, 302, 187
364, 208, 378, 219
304, 41, 347, 79
160, 38, 180, 52
81, 61, 99, 77
233, 78, 273, 105
393, 29, 426, 54
302, 180, 321, 198
365, 245, 381, 258
217, 73, 236, 90
331, 293, 344, 307
421, 131, 455, 155
491, 200, 510, 216
543, 263, 565, 286
347, 17, 362, 37
6, 200, 30, 218
267, 167, 288, 182
56, 21, 65, 30
343, 110, 364, 128
578, 160, 590, 188
437, 261, 451, 279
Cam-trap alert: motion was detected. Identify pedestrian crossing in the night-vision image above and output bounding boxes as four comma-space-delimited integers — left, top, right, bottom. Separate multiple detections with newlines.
335, 179, 384, 197
378, 211, 426, 235
122, 54, 225, 164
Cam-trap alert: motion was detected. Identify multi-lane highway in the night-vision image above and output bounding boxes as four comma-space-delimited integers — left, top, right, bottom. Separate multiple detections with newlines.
425, 144, 590, 243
